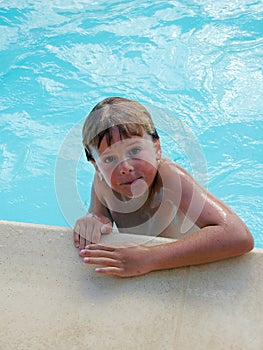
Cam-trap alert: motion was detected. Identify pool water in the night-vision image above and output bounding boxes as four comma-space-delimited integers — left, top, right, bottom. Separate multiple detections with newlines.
0, 0, 262, 247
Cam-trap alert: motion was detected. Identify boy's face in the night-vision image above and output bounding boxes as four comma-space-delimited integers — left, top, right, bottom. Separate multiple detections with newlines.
90, 127, 161, 199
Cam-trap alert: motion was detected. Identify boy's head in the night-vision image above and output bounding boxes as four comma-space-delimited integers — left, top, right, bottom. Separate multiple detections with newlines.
82, 97, 159, 161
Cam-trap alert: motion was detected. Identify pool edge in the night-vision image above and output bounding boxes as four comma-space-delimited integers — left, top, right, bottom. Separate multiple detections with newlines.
0, 219, 262, 349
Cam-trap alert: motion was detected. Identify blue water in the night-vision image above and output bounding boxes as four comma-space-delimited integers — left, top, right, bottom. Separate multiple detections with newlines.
0, 0, 262, 247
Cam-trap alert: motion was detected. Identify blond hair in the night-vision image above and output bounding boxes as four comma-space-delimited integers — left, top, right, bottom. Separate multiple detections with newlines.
82, 97, 159, 161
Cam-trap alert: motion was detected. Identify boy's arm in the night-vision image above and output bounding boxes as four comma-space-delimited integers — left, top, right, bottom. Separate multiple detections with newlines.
79, 165, 254, 277
143, 164, 254, 272
73, 174, 113, 249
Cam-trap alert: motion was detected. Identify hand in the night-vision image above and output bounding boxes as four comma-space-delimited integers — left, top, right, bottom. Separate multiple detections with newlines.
79, 243, 152, 277
73, 214, 112, 250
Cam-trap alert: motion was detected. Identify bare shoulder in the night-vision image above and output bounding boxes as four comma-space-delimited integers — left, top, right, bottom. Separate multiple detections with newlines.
159, 158, 190, 173
158, 158, 194, 187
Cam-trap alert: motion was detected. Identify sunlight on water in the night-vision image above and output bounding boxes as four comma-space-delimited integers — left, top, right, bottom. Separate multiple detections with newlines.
0, 0, 262, 247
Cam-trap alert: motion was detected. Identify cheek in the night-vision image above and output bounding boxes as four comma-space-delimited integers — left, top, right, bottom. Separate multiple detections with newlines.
144, 164, 158, 183
100, 166, 119, 187
136, 159, 158, 182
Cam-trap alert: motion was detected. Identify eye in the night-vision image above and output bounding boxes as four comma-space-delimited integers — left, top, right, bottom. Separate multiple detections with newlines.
103, 155, 116, 164
129, 147, 141, 156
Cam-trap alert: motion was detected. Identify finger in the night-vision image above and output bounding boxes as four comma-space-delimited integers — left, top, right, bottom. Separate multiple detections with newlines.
95, 267, 124, 276
73, 230, 80, 248
78, 220, 91, 249
79, 249, 115, 259
83, 257, 121, 267
79, 236, 88, 250
101, 223, 112, 234
90, 225, 101, 244
73, 223, 81, 247
79, 221, 88, 240
85, 244, 116, 251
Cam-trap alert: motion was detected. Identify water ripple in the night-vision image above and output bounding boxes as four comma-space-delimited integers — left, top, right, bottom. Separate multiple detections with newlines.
0, 0, 262, 241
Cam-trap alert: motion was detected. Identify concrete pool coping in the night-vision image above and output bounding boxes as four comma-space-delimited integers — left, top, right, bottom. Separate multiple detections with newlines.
0, 220, 262, 350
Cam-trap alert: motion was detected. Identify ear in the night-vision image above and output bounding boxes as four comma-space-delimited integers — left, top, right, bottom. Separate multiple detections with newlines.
154, 138, 162, 160
90, 160, 104, 182
90, 159, 99, 172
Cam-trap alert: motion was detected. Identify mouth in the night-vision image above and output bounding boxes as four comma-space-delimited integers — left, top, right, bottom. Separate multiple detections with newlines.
120, 176, 143, 186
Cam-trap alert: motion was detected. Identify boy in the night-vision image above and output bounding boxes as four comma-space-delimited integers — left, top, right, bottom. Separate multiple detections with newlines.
74, 97, 254, 277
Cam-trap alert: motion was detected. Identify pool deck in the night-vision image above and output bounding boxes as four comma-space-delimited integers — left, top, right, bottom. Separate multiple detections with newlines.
0, 220, 262, 350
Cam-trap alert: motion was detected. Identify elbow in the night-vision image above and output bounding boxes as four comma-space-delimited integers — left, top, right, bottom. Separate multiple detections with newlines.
229, 222, 254, 255
241, 226, 254, 253
218, 212, 254, 256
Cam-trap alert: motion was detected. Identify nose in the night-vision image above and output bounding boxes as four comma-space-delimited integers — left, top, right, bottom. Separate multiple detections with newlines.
119, 159, 134, 175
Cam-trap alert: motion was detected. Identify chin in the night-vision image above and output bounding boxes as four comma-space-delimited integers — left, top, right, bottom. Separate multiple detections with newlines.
124, 187, 149, 199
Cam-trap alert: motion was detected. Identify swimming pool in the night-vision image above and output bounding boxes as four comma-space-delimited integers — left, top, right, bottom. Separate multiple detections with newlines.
0, 0, 262, 247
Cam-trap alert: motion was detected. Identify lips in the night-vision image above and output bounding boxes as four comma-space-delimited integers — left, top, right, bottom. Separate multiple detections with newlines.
120, 176, 143, 186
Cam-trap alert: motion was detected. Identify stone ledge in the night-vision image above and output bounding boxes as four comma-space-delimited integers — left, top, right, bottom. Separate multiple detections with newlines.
0, 220, 262, 350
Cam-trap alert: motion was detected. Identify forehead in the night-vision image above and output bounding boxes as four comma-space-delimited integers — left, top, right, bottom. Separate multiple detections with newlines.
92, 128, 152, 157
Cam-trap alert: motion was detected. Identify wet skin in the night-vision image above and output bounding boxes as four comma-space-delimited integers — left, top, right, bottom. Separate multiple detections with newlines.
74, 129, 254, 277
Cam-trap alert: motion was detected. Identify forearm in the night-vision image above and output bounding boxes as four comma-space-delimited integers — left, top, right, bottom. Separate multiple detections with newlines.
147, 225, 254, 272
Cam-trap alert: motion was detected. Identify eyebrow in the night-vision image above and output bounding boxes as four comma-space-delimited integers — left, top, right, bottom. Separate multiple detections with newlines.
99, 139, 142, 156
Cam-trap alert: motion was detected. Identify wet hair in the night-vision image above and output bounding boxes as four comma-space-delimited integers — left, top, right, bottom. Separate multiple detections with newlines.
82, 97, 159, 161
